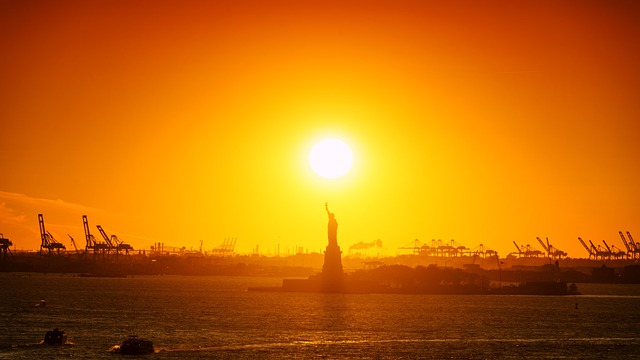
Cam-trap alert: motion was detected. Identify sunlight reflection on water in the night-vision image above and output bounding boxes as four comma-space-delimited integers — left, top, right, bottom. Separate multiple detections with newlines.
1, 274, 640, 359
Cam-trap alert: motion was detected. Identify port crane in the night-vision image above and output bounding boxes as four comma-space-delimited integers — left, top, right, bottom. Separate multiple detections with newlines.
396, 238, 478, 258
84, 215, 108, 256
398, 239, 423, 255
96, 225, 116, 254
603, 240, 626, 259
588, 239, 611, 260
513, 241, 542, 257
96, 225, 133, 255
67, 234, 82, 255
427, 239, 468, 257
628, 232, 640, 259
578, 237, 595, 259
38, 214, 66, 255
619, 231, 632, 258
211, 237, 237, 256
536, 237, 567, 259
0, 233, 13, 260
112, 233, 134, 254
398, 238, 473, 257
513, 241, 525, 257
469, 243, 494, 258
623, 231, 640, 259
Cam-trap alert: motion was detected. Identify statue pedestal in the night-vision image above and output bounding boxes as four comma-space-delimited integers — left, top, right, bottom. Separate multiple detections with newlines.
322, 243, 343, 277
320, 243, 344, 292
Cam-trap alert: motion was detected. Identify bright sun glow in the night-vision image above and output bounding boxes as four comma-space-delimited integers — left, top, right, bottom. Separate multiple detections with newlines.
309, 138, 353, 179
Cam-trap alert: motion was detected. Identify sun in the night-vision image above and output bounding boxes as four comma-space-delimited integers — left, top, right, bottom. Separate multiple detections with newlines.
309, 138, 353, 179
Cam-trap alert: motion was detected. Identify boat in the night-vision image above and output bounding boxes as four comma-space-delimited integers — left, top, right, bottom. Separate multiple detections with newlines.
43, 328, 67, 345
119, 335, 154, 355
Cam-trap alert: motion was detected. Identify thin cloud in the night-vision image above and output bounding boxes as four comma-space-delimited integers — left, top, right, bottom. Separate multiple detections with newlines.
0, 202, 27, 223
0, 191, 98, 213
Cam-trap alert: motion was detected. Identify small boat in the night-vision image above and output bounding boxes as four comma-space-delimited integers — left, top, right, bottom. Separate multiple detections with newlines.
119, 335, 154, 355
43, 328, 67, 345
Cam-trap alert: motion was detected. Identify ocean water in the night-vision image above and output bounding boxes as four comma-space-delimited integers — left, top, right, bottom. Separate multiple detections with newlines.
1, 274, 640, 359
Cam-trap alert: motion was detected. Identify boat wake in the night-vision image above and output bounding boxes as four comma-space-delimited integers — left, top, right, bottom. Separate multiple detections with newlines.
154, 336, 640, 353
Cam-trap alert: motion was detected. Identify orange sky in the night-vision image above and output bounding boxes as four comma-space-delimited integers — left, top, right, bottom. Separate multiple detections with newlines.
1, 0, 639, 257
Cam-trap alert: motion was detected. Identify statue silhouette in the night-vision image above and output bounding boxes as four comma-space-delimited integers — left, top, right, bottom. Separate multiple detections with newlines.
325, 202, 338, 246
322, 202, 343, 277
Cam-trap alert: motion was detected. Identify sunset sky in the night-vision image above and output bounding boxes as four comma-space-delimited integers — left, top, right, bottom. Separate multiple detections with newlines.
1, 0, 639, 258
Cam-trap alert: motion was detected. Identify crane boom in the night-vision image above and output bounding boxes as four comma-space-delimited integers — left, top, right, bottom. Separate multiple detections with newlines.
82, 215, 103, 254
38, 214, 65, 254
513, 241, 522, 252
602, 240, 612, 252
588, 239, 608, 259
38, 214, 47, 248
96, 225, 115, 250
536, 237, 550, 254
83, 215, 95, 249
619, 231, 632, 252
578, 237, 593, 257
68, 234, 79, 253
627, 232, 640, 259
627, 231, 638, 250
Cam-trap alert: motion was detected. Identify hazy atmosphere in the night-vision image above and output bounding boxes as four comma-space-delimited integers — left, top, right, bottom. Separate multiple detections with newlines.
2, 0, 639, 257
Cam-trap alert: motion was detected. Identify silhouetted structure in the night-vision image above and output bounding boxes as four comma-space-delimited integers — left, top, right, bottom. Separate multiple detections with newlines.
211, 237, 237, 256
38, 214, 66, 255
0, 233, 13, 260
43, 328, 67, 345
119, 335, 154, 355
322, 202, 343, 277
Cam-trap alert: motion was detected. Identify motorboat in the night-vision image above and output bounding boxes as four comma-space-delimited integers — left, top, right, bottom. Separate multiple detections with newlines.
43, 328, 67, 345
119, 335, 154, 355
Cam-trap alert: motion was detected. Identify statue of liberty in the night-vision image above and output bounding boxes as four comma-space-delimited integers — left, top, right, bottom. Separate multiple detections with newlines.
322, 202, 343, 276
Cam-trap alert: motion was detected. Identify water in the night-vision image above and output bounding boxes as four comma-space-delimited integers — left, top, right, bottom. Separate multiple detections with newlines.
1, 274, 640, 359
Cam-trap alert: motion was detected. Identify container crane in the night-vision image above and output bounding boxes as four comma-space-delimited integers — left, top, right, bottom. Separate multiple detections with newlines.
0, 233, 13, 260
578, 237, 595, 259
526, 244, 543, 257
112, 234, 134, 255
626, 231, 640, 259
513, 241, 525, 257
603, 239, 626, 259
589, 239, 610, 260
537, 237, 567, 259
96, 225, 133, 255
398, 239, 423, 256
67, 234, 80, 254
96, 225, 116, 254
470, 243, 494, 258
84, 215, 108, 256
211, 237, 236, 256
83, 215, 96, 252
618, 231, 638, 259
610, 244, 627, 259
513, 241, 542, 257
619, 231, 632, 256
38, 214, 66, 255
536, 237, 550, 256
